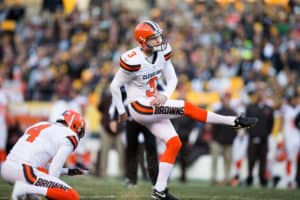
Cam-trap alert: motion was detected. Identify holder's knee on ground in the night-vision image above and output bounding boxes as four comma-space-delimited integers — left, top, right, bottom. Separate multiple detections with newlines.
47, 188, 79, 200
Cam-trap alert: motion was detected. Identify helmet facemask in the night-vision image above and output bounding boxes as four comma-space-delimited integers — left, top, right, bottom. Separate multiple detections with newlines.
145, 31, 167, 52
76, 125, 85, 139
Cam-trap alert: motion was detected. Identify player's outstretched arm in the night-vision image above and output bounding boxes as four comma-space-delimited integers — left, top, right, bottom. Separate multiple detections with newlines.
233, 113, 258, 129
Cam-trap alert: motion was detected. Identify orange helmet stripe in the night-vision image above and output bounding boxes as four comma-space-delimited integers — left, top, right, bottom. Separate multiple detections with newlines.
143, 20, 161, 32
143, 22, 156, 31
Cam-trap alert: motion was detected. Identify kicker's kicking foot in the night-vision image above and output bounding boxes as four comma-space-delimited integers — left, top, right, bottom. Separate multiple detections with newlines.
234, 114, 258, 129
151, 188, 179, 200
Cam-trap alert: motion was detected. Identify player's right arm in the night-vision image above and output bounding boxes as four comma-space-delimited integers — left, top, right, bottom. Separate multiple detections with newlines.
110, 70, 130, 119
48, 141, 73, 177
110, 54, 138, 121
49, 133, 79, 177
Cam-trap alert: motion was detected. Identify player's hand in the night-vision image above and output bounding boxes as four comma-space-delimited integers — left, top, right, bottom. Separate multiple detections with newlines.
68, 168, 84, 176
150, 93, 167, 107
118, 112, 128, 122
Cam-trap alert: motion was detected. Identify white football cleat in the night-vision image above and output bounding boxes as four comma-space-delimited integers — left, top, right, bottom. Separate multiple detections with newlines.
11, 181, 27, 200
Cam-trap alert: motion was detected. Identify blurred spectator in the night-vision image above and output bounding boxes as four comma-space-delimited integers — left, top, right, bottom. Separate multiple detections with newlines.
42, 0, 63, 13
5, 116, 22, 154
245, 81, 274, 187
210, 92, 237, 185
125, 119, 158, 187
97, 83, 124, 178
49, 94, 69, 123
0, 0, 296, 105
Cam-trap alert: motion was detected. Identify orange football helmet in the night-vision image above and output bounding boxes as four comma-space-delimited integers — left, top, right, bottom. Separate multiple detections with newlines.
57, 109, 86, 138
134, 20, 167, 51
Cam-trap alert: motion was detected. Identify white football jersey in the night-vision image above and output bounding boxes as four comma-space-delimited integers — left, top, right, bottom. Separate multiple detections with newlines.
6, 122, 79, 168
111, 43, 177, 114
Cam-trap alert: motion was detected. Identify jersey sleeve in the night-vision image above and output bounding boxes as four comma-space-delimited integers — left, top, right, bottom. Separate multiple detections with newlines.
120, 58, 141, 72
119, 51, 141, 72
110, 70, 133, 114
161, 44, 177, 98
66, 135, 79, 150
111, 54, 137, 115
48, 139, 73, 177
163, 43, 172, 61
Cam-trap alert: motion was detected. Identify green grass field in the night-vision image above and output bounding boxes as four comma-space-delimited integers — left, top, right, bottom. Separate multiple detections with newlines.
1, 175, 300, 200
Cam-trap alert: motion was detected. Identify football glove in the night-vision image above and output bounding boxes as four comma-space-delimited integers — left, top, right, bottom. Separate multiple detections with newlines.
234, 113, 258, 129
68, 168, 84, 176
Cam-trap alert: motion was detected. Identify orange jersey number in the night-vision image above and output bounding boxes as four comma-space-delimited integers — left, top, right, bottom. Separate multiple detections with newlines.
26, 124, 50, 143
146, 77, 158, 97
128, 51, 137, 58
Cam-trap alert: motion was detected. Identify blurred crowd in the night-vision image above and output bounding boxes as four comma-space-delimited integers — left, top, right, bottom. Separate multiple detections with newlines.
0, 0, 299, 102
0, 0, 300, 189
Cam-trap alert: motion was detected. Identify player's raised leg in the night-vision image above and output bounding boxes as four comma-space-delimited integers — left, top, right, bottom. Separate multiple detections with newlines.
130, 99, 258, 128
184, 101, 257, 128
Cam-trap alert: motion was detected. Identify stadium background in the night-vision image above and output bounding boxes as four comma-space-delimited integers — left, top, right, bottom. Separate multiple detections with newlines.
0, 0, 300, 198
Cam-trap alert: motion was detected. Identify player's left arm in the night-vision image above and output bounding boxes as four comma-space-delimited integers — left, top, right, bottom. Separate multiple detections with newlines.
162, 60, 178, 98
161, 43, 177, 98
49, 133, 86, 176
49, 141, 73, 177
110, 70, 133, 118
49, 137, 86, 177
267, 106, 274, 135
